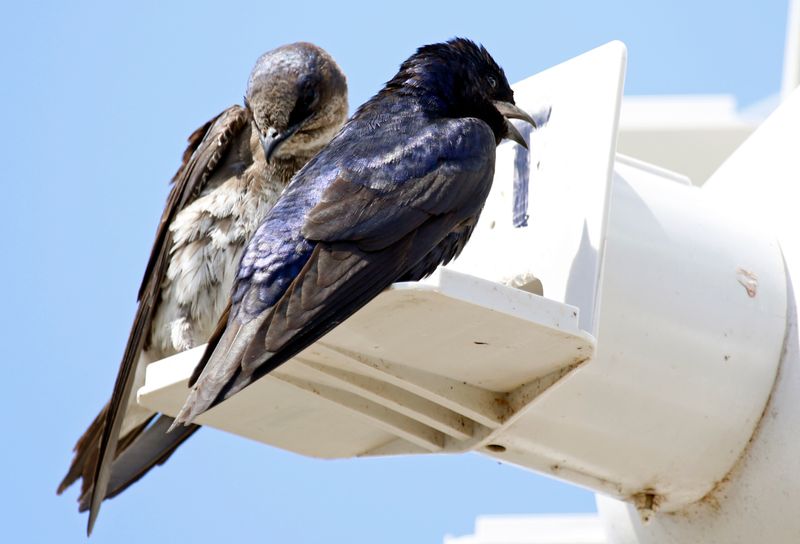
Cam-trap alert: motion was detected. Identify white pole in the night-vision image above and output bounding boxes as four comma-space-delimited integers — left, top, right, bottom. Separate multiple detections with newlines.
781, 0, 800, 99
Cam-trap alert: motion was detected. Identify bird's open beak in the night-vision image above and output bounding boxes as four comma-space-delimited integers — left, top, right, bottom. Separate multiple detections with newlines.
492, 100, 537, 149
260, 124, 302, 163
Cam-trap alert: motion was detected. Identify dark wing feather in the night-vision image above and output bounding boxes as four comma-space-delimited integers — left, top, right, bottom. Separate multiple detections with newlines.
174, 117, 496, 425
81, 105, 248, 535
399, 221, 477, 282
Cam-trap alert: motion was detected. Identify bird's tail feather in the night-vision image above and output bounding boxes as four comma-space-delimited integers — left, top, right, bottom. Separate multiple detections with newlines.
77, 416, 198, 512
172, 310, 270, 428
58, 406, 108, 496
58, 406, 154, 500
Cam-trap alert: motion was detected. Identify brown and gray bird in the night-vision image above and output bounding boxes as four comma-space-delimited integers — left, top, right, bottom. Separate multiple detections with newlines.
57, 42, 348, 534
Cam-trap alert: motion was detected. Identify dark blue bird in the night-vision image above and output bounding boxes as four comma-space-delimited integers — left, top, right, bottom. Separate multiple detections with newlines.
172, 38, 537, 426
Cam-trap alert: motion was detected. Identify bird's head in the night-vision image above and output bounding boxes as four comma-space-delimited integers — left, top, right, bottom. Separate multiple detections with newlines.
245, 42, 348, 163
387, 38, 536, 147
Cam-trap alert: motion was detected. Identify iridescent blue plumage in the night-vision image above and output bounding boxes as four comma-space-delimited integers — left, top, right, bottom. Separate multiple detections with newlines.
174, 38, 537, 425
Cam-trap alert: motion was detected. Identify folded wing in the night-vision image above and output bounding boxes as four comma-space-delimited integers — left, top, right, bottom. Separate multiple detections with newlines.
75, 105, 249, 535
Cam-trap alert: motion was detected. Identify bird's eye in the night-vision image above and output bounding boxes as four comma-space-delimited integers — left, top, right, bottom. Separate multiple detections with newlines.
302, 89, 318, 109
287, 88, 319, 127
488, 76, 497, 89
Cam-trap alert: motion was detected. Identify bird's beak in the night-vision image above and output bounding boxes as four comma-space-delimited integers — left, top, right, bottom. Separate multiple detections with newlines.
260, 124, 302, 163
492, 100, 537, 149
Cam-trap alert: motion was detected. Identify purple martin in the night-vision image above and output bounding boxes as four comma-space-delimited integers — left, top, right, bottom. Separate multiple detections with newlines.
58, 42, 348, 534
171, 38, 536, 428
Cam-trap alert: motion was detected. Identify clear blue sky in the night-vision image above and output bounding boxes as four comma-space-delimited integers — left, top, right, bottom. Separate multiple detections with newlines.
1, 1, 789, 542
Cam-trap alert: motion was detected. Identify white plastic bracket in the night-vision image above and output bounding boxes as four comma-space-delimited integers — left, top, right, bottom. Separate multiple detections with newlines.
138, 269, 595, 458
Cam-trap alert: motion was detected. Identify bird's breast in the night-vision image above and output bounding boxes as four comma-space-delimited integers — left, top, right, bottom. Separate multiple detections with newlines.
148, 168, 289, 357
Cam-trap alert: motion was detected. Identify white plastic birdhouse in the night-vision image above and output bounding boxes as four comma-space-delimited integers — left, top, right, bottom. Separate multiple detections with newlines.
138, 41, 798, 542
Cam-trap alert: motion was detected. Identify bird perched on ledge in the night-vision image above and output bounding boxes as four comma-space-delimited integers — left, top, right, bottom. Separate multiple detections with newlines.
58, 42, 348, 534
172, 38, 536, 427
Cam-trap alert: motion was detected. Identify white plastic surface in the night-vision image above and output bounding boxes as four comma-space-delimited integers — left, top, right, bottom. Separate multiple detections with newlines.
450, 41, 627, 333
782, 0, 800, 99
139, 269, 594, 457
471, 153, 786, 511
599, 82, 800, 544
616, 95, 757, 185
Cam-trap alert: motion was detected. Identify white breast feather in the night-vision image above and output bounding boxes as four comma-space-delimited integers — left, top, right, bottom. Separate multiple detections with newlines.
148, 171, 284, 358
